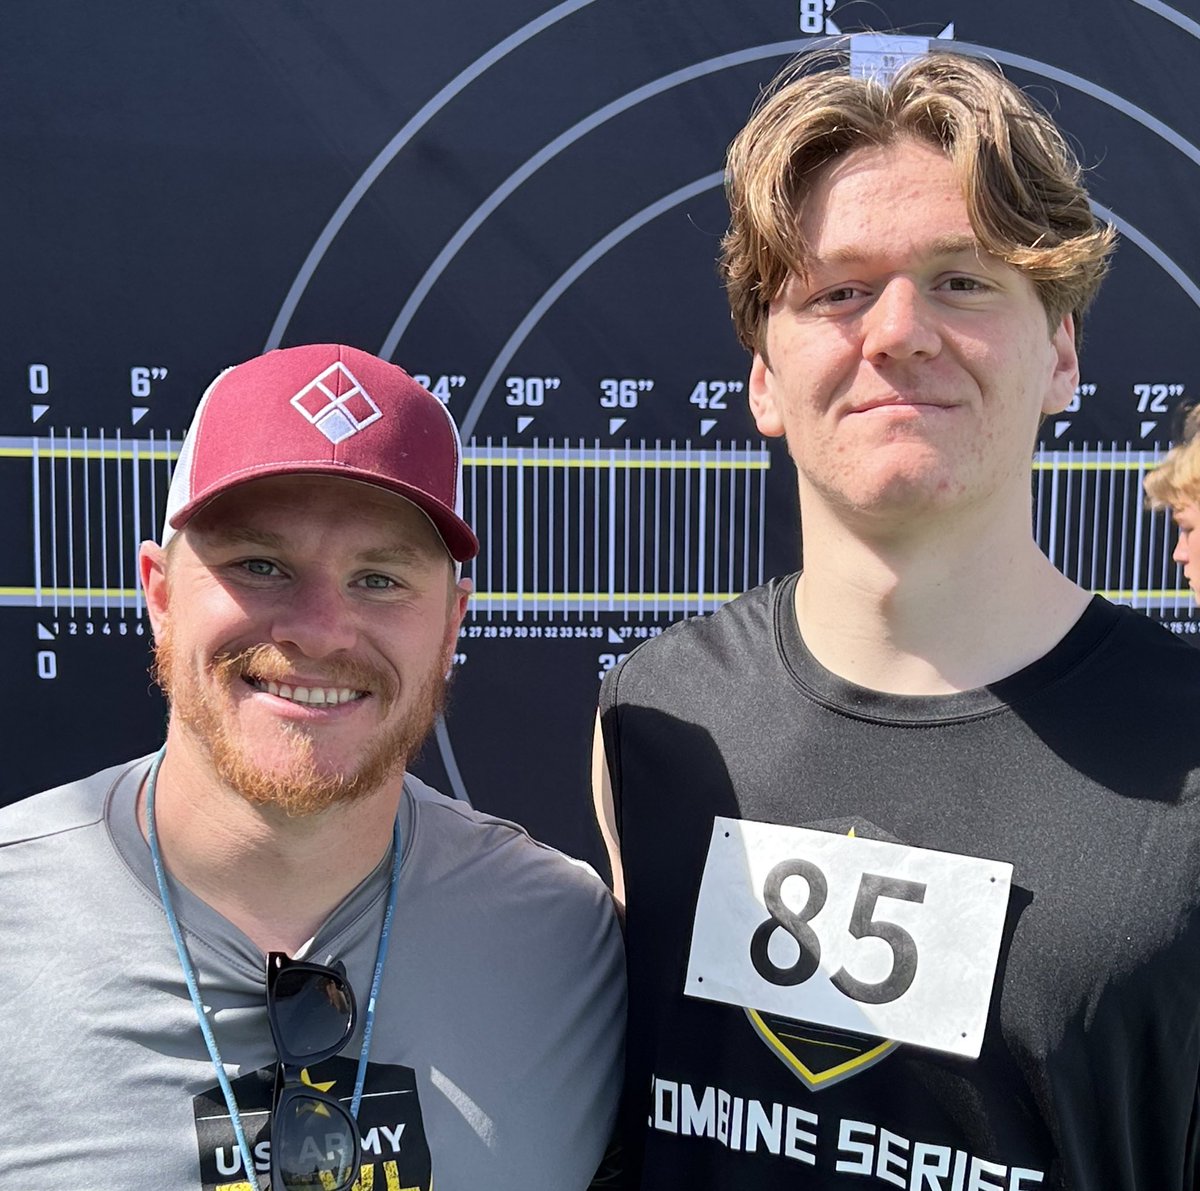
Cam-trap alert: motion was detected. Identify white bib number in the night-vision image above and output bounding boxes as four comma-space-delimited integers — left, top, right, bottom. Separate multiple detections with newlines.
685, 818, 1013, 1057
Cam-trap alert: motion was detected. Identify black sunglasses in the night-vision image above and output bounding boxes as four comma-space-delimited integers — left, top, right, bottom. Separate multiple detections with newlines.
265, 952, 362, 1191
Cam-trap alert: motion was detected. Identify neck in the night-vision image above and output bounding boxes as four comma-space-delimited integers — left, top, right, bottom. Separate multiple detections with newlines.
140, 730, 402, 955
794, 491, 1091, 694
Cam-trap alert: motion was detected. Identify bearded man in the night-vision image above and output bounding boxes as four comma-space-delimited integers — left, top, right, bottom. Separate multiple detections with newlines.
2, 344, 623, 1191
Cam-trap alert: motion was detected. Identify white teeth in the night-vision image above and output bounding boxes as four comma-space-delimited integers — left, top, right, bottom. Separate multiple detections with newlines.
257, 679, 362, 706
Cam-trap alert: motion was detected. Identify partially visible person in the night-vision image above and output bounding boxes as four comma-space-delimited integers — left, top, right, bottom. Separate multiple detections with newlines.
2, 344, 624, 1190
1145, 405, 1200, 602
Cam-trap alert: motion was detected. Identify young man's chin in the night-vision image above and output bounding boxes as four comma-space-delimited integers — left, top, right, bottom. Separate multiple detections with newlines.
822, 465, 974, 522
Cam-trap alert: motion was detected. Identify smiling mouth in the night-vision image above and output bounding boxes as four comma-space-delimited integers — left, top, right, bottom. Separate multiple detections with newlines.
245, 677, 367, 706
851, 399, 954, 414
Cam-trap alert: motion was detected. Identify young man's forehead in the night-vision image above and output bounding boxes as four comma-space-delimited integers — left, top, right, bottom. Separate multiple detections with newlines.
795, 143, 995, 270
807, 233, 987, 269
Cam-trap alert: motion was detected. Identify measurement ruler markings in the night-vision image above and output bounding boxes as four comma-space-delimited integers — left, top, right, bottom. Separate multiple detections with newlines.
659, 442, 668, 620
116, 427, 126, 619
623, 440, 631, 616
83, 430, 92, 618
697, 442, 708, 615
592, 440, 600, 620
485, 436, 494, 622
32, 438, 43, 608
99, 431, 109, 616
683, 445, 692, 623
1131, 450, 1146, 606
515, 440, 525, 621
8, 438, 1179, 469
606, 445, 616, 614
502, 436, 510, 620
66, 430, 75, 615
638, 441, 646, 623
8, 437, 1189, 620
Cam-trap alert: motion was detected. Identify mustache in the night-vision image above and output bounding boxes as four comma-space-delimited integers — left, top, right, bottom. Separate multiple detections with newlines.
211, 644, 400, 704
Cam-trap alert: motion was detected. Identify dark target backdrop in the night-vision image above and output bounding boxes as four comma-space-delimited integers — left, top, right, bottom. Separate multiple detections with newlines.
4, 0, 1198, 870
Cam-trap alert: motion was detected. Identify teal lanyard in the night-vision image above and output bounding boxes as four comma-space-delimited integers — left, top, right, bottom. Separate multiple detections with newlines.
144, 747, 402, 1187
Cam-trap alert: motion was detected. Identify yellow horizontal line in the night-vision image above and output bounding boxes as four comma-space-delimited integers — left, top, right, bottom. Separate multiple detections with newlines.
5, 448, 766, 469
2, 450, 1167, 473
0, 587, 140, 597
1032, 460, 1159, 471
5, 586, 1189, 602
1096, 589, 1193, 599
462, 457, 767, 470
470, 592, 741, 602
6, 588, 737, 601
2, 447, 177, 460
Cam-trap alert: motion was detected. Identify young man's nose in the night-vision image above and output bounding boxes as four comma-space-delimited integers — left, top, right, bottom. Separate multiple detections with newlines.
861, 278, 942, 362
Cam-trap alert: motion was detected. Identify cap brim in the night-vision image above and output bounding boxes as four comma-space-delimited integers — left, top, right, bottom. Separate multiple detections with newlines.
168, 464, 479, 562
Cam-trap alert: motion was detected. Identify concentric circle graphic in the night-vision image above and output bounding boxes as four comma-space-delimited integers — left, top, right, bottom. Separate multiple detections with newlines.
4, 1, 1198, 861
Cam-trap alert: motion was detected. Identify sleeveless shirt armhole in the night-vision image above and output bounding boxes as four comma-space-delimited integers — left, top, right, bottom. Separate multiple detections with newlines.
598, 658, 628, 843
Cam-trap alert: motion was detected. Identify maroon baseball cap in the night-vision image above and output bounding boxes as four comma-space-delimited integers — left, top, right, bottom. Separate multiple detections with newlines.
161, 344, 478, 561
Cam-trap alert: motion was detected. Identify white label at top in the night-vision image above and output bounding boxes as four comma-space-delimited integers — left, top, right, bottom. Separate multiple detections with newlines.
685, 817, 1013, 1058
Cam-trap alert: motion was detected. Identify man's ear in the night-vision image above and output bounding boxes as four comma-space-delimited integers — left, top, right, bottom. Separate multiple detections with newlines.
139, 541, 170, 639
451, 576, 472, 633
748, 354, 786, 438
1041, 313, 1080, 417
442, 576, 472, 673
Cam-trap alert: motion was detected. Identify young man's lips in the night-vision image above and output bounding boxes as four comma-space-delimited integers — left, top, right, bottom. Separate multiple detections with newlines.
849, 398, 955, 414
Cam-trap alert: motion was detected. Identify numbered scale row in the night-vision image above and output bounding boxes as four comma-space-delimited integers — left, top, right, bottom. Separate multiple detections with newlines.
19, 362, 1187, 420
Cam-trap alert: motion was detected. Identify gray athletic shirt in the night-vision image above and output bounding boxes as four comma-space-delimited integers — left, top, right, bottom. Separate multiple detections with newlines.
0, 757, 624, 1190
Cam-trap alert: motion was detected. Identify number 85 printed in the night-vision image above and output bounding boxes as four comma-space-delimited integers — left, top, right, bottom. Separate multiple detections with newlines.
750, 860, 926, 1005
686, 818, 1012, 1057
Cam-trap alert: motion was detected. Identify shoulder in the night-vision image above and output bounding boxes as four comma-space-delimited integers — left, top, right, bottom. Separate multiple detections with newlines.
1081, 598, 1200, 696
402, 774, 623, 1005
404, 774, 616, 913
1032, 599, 1200, 803
601, 577, 790, 708
0, 757, 149, 848
1100, 598, 1200, 660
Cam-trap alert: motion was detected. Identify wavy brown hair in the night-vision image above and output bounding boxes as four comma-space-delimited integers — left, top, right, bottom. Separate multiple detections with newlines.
722, 50, 1115, 356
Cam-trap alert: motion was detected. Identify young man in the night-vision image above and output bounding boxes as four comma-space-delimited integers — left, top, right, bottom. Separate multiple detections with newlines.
1145, 407, 1200, 604
596, 52, 1200, 1188
3, 345, 624, 1190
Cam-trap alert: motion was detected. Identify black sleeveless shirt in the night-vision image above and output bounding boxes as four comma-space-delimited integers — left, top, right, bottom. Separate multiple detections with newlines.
600, 576, 1200, 1190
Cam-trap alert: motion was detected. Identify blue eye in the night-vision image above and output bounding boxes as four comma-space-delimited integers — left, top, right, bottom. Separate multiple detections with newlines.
243, 559, 278, 576
359, 574, 396, 589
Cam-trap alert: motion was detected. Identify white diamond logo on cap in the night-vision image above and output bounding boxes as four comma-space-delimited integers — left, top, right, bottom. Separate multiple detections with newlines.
289, 361, 383, 444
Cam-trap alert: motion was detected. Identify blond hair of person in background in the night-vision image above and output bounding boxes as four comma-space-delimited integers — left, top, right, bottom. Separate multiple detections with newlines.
1145, 405, 1200, 602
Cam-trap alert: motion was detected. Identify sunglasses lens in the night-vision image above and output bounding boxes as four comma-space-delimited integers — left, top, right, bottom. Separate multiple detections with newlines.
274, 1093, 358, 1190
273, 968, 354, 1057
